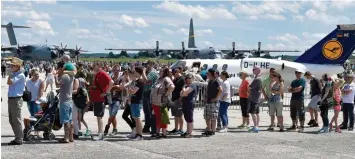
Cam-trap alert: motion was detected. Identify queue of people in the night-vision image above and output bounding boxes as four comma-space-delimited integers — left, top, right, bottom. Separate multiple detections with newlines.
5, 57, 355, 145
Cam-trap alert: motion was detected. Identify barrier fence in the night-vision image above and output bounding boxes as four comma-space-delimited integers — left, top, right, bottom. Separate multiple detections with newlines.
192, 83, 312, 112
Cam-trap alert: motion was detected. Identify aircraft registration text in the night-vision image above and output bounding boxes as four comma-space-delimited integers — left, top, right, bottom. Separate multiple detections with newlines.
243, 62, 270, 69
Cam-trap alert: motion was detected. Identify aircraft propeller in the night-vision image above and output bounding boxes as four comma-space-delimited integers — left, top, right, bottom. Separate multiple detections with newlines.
53, 42, 68, 57
180, 41, 188, 59
154, 41, 161, 57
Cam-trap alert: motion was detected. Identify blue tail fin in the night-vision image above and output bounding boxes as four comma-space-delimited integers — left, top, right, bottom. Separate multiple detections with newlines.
295, 24, 355, 65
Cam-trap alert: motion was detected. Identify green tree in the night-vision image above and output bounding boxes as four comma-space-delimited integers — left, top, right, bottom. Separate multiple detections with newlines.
119, 50, 129, 57
108, 52, 115, 58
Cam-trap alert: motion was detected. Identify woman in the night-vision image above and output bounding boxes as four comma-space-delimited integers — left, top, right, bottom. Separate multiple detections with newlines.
26, 69, 45, 116
268, 73, 285, 132
238, 71, 250, 129
180, 74, 197, 138
319, 73, 333, 133
44, 67, 54, 92
329, 78, 342, 133
121, 70, 137, 138
128, 67, 145, 141
75, 72, 91, 136
150, 68, 175, 138
218, 71, 231, 133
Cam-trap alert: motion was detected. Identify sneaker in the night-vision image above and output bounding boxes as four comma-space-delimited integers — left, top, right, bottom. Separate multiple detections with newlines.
288, 125, 297, 130
279, 128, 285, 132
169, 129, 178, 134
93, 133, 104, 141
110, 129, 118, 136
249, 127, 259, 133
310, 123, 319, 127
218, 127, 228, 133
237, 124, 246, 129
104, 125, 110, 136
216, 126, 222, 131
180, 132, 187, 137
201, 131, 212, 136
336, 127, 342, 133
127, 128, 136, 138
340, 125, 348, 130
132, 135, 143, 141
78, 131, 83, 136
85, 129, 91, 136
177, 130, 184, 135
307, 119, 315, 126
142, 127, 150, 133
267, 125, 274, 131
298, 126, 304, 133
319, 127, 329, 133
318, 127, 325, 132
348, 127, 354, 131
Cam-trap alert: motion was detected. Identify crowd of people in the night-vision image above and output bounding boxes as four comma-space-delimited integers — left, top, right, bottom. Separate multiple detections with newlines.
4, 55, 355, 145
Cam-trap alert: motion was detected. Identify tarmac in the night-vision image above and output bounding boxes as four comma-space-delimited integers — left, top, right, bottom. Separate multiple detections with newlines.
1, 73, 355, 159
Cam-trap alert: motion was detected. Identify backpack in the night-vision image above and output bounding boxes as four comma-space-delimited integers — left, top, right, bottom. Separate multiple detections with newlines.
73, 87, 88, 110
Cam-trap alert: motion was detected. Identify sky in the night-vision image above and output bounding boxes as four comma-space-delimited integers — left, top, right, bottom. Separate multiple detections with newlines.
1, 0, 355, 56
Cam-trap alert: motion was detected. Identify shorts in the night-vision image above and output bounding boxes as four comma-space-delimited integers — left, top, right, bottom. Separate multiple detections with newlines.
290, 100, 305, 121
93, 102, 105, 117
59, 102, 73, 124
170, 100, 183, 117
109, 101, 120, 116
130, 103, 141, 118
269, 102, 283, 116
182, 102, 194, 123
248, 101, 260, 114
308, 95, 321, 109
204, 103, 219, 120
334, 105, 341, 111
240, 98, 249, 118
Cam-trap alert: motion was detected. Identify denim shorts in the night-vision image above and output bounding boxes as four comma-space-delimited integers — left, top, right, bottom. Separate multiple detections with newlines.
109, 101, 120, 116
59, 101, 73, 124
130, 103, 141, 118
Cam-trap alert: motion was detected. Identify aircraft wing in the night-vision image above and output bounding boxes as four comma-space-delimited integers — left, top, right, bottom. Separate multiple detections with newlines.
1, 46, 15, 52
220, 49, 300, 53
105, 48, 192, 52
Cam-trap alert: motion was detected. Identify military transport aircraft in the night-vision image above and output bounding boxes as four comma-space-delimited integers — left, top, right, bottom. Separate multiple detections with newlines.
1, 22, 87, 61
170, 24, 355, 88
105, 18, 300, 59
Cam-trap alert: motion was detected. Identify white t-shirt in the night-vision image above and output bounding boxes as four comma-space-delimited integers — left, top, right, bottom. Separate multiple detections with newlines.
341, 83, 355, 103
26, 79, 42, 101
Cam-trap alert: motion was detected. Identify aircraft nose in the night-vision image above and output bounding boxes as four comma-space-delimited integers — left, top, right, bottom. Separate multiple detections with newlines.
51, 51, 58, 59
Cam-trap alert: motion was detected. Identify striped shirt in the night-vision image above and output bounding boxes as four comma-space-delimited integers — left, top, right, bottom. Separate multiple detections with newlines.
144, 68, 158, 92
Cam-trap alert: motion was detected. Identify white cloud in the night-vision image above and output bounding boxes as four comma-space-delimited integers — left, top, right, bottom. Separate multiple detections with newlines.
34, 0, 57, 4
330, 0, 355, 9
25, 20, 56, 36
167, 23, 179, 28
134, 39, 174, 49
154, 1, 237, 20
2, 10, 51, 20
292, 15, 304, 22
304, 9, 350, 25
120, 14, 149, 28
302, 32, 327, 39
68, 28, 91, 35
232, 1, 301, 21
176, 28, 213, 36
268, 33, 299, 44
312, 0, 327, 12
161, 28, 174, 35
134, 29, 142, 34
104, 23, 123, 30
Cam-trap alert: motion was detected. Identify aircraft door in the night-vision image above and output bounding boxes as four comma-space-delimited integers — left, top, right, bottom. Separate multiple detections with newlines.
192, 62, 201, 69
222, 64, 228, 71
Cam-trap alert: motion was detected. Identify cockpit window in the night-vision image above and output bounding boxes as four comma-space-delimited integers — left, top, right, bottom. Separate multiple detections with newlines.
222, 64, 228, 71
170, 61, 186, 69
212, 64, 218, 70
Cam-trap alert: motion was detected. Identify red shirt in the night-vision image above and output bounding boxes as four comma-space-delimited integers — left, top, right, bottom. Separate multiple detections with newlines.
89, 70, 111, 102
239, 80, 249, 98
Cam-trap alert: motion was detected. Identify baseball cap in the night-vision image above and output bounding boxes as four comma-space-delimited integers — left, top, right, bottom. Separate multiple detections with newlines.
35, 97, 48, 104
64, 63, 75, 71
295, 69, 304, 73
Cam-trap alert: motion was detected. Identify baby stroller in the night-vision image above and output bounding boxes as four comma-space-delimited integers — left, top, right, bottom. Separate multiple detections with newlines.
23, 91, 62, 141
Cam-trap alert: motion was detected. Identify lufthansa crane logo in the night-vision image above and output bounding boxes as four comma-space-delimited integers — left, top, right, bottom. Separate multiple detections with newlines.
322, 40, 343, 60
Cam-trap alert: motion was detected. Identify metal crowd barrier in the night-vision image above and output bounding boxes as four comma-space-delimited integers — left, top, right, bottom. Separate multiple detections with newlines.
193, 83, 312, 112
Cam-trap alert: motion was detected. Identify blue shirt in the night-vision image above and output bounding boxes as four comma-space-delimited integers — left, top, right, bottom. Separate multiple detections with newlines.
8, 70, 26, 97
291, 78, 306, 100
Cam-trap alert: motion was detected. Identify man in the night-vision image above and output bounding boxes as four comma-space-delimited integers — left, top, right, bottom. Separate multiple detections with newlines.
7, 57, 26, 145
214, 70, 223, 130
57, 62, 76, 143
262, 68, 277, 130
248, 66, 263, 133
340, 73, 355, 131
89, 63, 113, 140
202, 68, 222, 136
304, 71, 321, 127
288, 69, 306, 132
141, 60, 158, 133
104, 65, 122, 136
169, 67, 185, 135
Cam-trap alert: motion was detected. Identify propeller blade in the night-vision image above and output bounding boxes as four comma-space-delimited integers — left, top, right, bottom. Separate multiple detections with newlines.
61, 43, 63, 48
64, 45, 67, 50
181, 41, 185, 50
258, 42, 261, 52
78, 46, 82, 51
156, 41, 159, 50
232, 42, 235, 51
76, 45, 78, 50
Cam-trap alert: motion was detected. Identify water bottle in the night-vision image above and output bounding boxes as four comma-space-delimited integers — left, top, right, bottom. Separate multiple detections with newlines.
106, 93, 112, 105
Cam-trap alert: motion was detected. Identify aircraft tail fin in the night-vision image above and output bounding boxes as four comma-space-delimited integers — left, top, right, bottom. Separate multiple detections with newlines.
188, 18, 197, 48
1, 22, 30, 45
295, 24, 355, 65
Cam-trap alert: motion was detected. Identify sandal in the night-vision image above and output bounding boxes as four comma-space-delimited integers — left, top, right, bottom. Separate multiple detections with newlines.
58, 138, 70, 143
150, 133, 159, 137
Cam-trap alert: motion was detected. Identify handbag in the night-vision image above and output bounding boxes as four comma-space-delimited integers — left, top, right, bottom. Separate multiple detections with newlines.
158, 79, 170, 104
22, 87, 32, 102
161, 106, 170, 125
95, 79, 110, 105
